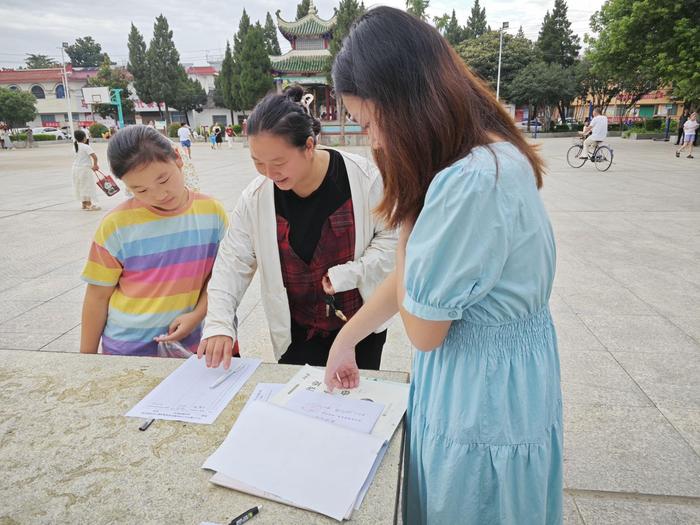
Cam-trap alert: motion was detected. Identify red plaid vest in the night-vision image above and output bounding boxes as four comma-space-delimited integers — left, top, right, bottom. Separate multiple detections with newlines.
276, 198, 363, 339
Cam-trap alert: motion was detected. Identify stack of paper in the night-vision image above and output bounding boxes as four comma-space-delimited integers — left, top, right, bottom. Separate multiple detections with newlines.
203, 365, 409, 521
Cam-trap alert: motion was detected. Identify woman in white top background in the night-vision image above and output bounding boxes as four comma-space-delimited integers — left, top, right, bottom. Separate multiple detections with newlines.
72, 129, 100, 211
676, 111, 698, 159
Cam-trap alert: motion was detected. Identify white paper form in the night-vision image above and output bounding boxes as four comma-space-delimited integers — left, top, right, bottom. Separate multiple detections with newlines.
203, 401, 385, 521
125, 355, 261, 424
239, 383, 284, 415
285, 390, 384, 434
270, 365, 409, 442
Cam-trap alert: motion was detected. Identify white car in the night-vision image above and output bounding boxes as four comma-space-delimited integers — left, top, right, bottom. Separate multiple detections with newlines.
515, 120, 542, 130
31, 127, 70, 140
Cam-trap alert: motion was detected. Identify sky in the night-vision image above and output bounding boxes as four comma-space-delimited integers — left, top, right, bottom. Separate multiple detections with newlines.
0, 0, 604, 69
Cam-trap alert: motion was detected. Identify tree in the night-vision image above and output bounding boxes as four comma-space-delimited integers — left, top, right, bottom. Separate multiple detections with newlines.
25, 54, 58, 69
215, 41, 236, 122
0, 87, 37, 128
573, 55, 619, 117
65, 37, 109, 67
146, 15, 184, 123
465, 0, 489, 40
86, 56, 135, 122
230, 9, 252, 112
296, 0, 311, 20
173, 77, 207, 125
329, 0, 365, 73
435, 10, 465, 46
457, 31, 537, 101
509, 60, 577, 130
537, 0, 580, 68
444, 10, 466, 46
433, 13, 450, 34
406, 0, 429, 21
127, 23, 153, 104
589, 0, 698, 105
264, 12, 282, 55
238, 23, 274, 111
328, 0, 366, 143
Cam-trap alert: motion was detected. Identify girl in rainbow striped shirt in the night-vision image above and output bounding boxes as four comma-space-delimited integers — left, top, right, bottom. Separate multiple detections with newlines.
80, 125, 229, 357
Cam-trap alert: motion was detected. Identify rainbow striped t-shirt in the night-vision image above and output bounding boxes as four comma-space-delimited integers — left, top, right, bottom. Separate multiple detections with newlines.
81, 192, 228, 356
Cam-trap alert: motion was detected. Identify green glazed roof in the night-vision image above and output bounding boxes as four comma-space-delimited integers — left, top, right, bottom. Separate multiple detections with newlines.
276, 7, 336, 39
270, 52, 330, 73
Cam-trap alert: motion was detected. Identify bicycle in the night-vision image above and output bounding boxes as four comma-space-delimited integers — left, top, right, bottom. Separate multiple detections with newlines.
566, 136, 614, 172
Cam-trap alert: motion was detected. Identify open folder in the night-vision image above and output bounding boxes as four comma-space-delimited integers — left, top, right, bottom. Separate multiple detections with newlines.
202, 366, 409, 521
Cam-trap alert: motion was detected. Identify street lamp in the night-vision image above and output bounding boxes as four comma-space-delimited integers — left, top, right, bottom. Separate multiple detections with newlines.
495, 21, 509, 102
59, 42, 75, 137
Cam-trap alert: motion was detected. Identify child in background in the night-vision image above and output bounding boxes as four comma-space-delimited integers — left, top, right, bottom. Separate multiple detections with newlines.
73, 129, 101, 211
80, 125, 230, 357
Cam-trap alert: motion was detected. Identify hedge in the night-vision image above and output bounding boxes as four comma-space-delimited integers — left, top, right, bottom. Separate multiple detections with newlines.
9, 133, 60, 141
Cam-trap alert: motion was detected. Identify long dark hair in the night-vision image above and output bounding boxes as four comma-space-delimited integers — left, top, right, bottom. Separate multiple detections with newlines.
73, 129, 86, 153
332, 7, 545, 227
106, 125, 177, 179
247, 85, 322, 148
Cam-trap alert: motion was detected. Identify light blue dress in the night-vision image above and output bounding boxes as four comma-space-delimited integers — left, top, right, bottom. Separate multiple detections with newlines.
402, 142, 562, 524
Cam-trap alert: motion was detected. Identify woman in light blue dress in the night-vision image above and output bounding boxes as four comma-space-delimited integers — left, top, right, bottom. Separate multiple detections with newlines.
324, 7, 562, 525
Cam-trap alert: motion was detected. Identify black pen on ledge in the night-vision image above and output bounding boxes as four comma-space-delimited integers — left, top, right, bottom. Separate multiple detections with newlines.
228, 505, 262, 525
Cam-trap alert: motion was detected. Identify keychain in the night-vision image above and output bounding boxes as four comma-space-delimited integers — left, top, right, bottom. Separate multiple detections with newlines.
324, 295, 348, 322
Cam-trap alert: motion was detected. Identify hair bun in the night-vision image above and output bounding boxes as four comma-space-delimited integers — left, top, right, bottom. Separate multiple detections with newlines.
284, 85, 305, 103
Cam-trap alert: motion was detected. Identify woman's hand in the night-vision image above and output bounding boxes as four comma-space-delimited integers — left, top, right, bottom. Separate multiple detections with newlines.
324, 338, 359, 391
197, 335, 235, 369
155, 311, 200, 343
321, 273, 335, 295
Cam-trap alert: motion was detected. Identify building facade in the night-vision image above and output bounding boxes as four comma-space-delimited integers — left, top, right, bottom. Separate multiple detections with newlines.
0, 66, 104, 128
571, 87, 686, 123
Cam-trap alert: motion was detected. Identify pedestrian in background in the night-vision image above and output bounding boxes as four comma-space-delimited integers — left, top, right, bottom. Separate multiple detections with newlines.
72, 129, 100, 211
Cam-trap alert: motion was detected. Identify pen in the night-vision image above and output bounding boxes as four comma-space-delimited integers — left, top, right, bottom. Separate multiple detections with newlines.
227, 504, 262, 525
209, 363, 242, 389
139, 418, 154, 431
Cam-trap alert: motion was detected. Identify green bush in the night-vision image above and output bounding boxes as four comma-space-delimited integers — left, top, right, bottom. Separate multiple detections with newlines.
644, 119, 663, 131
608, 123, 621, 132
89, 123, 108, 138
233, 124, 242, 134
553, 124, 571, 132
11, 133, 58, 141
168, 123, 181, 138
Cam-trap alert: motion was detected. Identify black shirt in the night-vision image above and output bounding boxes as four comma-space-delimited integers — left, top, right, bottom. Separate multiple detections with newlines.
274, 149, 351, 264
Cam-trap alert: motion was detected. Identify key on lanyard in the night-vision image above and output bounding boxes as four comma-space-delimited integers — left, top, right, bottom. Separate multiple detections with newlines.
324, 295, 348, 322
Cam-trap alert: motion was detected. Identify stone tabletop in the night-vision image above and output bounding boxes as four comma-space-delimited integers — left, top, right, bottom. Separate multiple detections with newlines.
0, 350, 408, 525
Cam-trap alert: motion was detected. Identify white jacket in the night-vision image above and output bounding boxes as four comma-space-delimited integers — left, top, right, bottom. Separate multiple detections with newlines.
203, 149, 398, 361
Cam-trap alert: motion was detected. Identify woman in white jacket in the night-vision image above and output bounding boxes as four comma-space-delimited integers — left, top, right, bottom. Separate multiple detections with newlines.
199, 86, 397, 370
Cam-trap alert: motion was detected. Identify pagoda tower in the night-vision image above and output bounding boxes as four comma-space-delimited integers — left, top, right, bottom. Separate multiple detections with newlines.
272, 1, 337, 120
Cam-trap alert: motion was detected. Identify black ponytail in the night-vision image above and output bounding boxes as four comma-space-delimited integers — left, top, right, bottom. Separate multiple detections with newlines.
247, 85, 322, 148
73, 129, 86, 153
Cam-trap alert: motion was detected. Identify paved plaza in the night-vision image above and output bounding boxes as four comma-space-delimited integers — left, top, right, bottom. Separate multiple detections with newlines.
0, 136, 698, 523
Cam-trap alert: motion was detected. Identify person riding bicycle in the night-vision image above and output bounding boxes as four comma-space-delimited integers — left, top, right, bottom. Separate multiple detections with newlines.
579, 108, 608, 159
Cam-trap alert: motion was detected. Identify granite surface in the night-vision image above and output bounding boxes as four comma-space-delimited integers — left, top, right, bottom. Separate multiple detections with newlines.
0, 350, 407, 524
